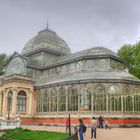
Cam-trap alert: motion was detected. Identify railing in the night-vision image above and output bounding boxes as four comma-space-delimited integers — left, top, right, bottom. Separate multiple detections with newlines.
61, 130, 78, 140
0, 119, 21, 130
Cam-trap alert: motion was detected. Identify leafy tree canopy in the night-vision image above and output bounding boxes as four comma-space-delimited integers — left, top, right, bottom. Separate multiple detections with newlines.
118, 41, 140, 79
0, 53, 8, 75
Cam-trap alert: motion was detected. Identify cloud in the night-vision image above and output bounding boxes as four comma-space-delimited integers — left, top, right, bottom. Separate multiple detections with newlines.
0, 0, 140, 54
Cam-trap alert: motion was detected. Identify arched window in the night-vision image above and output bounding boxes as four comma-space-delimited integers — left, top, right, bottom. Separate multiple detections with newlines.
94, 84, 106, 94
58, 87, 66, 111
68, 87, 78, 111
68, 63, 76, 72
134, 95, 140, 111
80, 88, 91, 111
17, 91, 26, 112
94, 95, 104, 111
114, 98, 117, 111
93, 94, 106, 111
87, 88, 91, 111
7, 90, 13, 112
112, 97, 115, 111
126, 96, 133, 111
102, 97, 106, 111
95, 97, 102, 111
125, 85, 130, 94
76, 61, 83, 71
50, 89, 57, 112
61, 65, 68, 74
108, 85, 120, 94
110, 97, 117, 111
110, 97, 115, 111
36, 90, 42, 112
118, 97, 122, 111
85, 60, 97, 71
93, 94, 96, 111
43, 89, 49, 112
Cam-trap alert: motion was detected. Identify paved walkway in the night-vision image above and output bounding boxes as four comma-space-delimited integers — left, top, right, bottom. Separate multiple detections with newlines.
22, 125, 140, 140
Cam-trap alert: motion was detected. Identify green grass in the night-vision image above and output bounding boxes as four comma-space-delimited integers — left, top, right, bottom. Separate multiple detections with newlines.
2, 127, 68, 140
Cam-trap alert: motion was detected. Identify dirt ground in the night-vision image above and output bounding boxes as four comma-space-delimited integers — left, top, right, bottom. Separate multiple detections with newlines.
22, 125, 140, 140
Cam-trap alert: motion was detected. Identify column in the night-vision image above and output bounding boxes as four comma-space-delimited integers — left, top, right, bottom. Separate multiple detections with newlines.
56, 87, 59, 112
49, 88, 51, 112
11, 88, 17, 117
0, 91, 3, 114
121, 94, 124, 117
77, 85, 81, 118
91, 94, 93, 111
28, 90, 33, 115
65, 86, 68, 112
40, 89, 44, 113
77, 86, 80, 112
2, 90, 7, 118
26, 91, 30, 115
121, 95, 124, 112
132, 96, 134, 115
106, 94, 108, 112
31, 90, 36, 117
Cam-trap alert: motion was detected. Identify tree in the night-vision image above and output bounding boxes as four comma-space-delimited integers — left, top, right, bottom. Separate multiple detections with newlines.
118, 41, 140, 79
0, 53, 8, 75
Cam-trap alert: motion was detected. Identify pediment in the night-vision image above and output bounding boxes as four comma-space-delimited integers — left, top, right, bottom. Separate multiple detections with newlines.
5, 52, 27, 76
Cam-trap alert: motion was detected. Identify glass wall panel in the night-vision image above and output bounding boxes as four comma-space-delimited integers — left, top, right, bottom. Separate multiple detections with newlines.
68, 87, 78, 111
58, 87, 66, 111
126, 96, 133, 111
134, 95, 140, 111
50, 89, 57, 112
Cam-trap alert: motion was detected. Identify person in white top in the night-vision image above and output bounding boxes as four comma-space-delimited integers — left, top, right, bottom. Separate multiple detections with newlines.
90, 117, 97, 139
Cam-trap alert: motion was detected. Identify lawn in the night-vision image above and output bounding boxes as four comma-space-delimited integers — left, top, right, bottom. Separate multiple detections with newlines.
2, 128, 69, 140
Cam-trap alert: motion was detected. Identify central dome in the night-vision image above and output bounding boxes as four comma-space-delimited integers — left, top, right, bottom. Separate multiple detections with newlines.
22, 28, 71, 56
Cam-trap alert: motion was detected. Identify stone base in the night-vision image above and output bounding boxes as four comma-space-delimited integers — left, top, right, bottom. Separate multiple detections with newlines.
80, 108, 89, 111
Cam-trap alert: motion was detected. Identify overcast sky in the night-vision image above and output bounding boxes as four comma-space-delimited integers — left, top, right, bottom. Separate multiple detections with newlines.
0, 0, 140, 55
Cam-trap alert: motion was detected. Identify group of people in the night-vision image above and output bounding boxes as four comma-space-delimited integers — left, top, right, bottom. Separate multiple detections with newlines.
65, 115, 110, 140
97, 115, 110, 129
78, 117, 98, 140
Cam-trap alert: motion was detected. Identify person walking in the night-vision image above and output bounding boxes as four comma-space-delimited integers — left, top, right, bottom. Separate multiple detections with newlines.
78, 119, 85, 140
90, 117, 97, 139
98, 115, 104, 128
65, 118, 70, 131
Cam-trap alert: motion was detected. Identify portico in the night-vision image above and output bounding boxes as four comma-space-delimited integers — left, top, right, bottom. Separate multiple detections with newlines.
0, 74, 35, 119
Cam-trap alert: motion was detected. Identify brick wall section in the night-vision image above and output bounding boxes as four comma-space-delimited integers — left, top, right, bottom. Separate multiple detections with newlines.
21, 118, 140, 125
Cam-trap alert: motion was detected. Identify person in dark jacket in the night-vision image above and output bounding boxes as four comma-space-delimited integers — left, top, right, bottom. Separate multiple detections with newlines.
98, 115, 104, 128
78, 119, 85, 140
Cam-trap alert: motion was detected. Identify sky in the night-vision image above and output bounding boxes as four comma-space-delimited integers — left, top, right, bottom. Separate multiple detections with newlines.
0, 0, 140, 55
